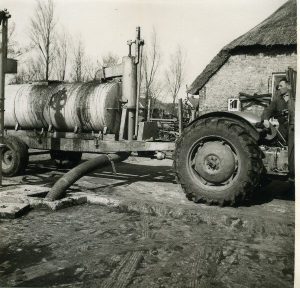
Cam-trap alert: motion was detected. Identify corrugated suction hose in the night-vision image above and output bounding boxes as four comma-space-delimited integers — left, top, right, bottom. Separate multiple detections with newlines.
45, 152, 129, 201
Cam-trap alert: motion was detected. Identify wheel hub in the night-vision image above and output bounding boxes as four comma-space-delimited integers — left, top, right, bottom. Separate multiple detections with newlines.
205, 155, 220, 171
4, 153, 12, 162
194, 141, 236, 184
2, 150, 13, 168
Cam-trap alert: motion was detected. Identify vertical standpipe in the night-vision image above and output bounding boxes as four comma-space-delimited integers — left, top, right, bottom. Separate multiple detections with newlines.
122, 56, 137, 140
178, 98, 183, 135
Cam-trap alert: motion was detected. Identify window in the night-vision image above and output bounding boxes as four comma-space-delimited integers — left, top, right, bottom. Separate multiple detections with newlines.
271, 72, 286, 99
269, 72, 285, 127
228, 98, 241, 111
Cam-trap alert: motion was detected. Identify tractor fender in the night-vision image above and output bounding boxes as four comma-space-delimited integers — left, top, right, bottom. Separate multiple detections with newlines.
188, 111, 260, 141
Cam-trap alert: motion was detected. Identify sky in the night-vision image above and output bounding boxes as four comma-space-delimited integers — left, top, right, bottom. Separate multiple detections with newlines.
1, 0, 288, 100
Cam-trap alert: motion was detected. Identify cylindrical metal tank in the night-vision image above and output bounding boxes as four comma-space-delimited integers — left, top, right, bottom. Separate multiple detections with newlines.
5, 84, 49, 129
5, 82, 122, 133
122, 56, 137, 140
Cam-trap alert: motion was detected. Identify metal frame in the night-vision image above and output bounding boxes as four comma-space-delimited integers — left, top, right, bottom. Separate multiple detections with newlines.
6, 130, 175, 153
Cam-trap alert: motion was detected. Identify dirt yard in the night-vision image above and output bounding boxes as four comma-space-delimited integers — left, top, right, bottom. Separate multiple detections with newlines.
0, 153, 295, 288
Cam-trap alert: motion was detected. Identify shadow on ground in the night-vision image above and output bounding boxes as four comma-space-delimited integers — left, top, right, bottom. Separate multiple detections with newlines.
9, 156, 295, 206
89, 162, 176, 184
251, 179, 295, 206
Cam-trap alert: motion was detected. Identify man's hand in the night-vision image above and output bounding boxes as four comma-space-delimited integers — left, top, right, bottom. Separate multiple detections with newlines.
263, 119, 270, 129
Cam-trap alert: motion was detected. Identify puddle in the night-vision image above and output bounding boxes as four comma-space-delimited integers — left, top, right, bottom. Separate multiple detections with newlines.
27, 191, 48, 198
0, 244, 84, 287
15, 265, 83, 287
0, 244, 52, 276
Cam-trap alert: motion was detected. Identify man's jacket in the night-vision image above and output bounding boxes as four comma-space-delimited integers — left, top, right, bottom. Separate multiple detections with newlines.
261, 93, 288, 126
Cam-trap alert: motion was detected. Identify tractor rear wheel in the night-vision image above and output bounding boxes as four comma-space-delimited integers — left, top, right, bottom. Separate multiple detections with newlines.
50, 150, 82, 168
2, 136, 29, 177
174, 117, 263, 206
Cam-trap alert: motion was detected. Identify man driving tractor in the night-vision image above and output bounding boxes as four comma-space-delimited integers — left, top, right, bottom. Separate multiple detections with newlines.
261, 77, 295, 180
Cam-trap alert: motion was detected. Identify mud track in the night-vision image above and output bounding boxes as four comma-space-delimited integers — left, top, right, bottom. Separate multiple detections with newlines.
0, 153, 294, 287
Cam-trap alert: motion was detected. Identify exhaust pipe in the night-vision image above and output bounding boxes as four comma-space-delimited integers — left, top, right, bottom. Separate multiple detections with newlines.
45, 152, 129, 201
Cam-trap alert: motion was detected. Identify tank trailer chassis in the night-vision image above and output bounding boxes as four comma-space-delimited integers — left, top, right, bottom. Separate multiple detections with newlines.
4, 27, 175, 156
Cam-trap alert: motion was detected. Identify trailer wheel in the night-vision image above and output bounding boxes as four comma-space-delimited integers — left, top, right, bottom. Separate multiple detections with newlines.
2, 136, 29, 177
50, 150, 82, 168
174, 117, 263, 206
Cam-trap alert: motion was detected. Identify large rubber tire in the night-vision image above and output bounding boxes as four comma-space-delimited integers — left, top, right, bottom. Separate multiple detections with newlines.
174, 117, 263, 206
2, 136, 29, 177
50, 150, 82, 168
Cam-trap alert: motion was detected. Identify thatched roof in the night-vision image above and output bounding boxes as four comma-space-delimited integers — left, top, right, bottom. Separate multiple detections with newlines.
188, 0, 297, 95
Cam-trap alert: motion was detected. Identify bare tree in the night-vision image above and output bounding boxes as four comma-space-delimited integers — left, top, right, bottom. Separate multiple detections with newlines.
10, 55, 46, 84
71, 38, 85, 82
149, 81, 164, 115
54, 29, 70, 81
141, 28, 161, 118
101, 52, 119, 67
93, 52, 120, 80
2, 22, 30, 84
165, 45, 185, 114
0, 21, 23, 58
29, 0, 56, 81
30, 56, 45, 81
84, 56, 100, 81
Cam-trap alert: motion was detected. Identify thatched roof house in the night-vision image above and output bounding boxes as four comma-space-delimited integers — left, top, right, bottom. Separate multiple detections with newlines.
188, 0, 297, 99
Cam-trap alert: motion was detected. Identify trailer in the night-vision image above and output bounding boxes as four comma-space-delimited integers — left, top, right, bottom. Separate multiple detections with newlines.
3, 28, 175, 174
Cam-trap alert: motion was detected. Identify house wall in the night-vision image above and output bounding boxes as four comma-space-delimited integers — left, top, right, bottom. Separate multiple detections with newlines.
199, 51, 297, 115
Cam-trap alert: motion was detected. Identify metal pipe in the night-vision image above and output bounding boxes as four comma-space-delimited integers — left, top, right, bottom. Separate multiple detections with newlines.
122, 56, 137, 140
45, 152, 129, 201
134, 27, 140, 64
0, 11, 9, 186
178, 98, 183, 135
191, 110, 196, 122
128, 109, 135, 140
147, 97, 151, 121
135, 44, 143, 136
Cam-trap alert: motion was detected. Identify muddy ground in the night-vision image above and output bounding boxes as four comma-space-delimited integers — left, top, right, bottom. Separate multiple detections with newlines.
0, 153, 295, 288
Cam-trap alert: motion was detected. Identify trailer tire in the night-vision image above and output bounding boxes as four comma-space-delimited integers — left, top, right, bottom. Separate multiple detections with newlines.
2, 136, 29, 177
50, 150, 82, 168
174, 117, 263, 206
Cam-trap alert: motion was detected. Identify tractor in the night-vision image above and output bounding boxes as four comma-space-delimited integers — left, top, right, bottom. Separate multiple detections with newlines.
174, 68, 295, 206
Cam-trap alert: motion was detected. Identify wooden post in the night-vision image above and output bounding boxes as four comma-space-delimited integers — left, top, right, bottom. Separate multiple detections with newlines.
0, 10, 10, 186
